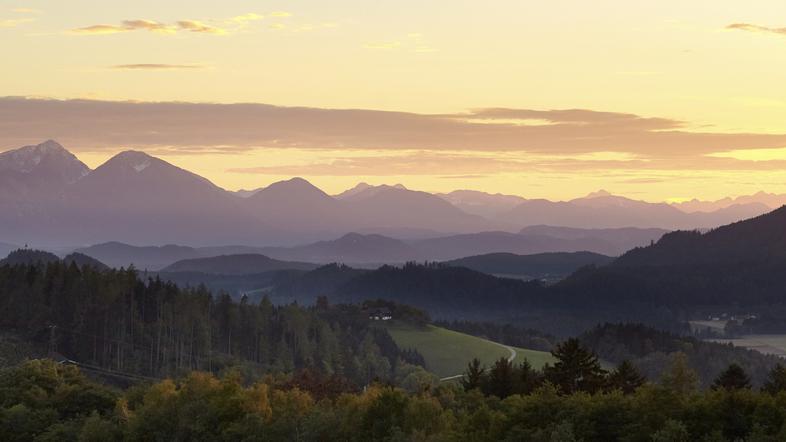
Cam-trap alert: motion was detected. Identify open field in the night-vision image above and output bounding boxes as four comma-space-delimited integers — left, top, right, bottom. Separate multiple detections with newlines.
689, 319, 729, 335
710, 334, 786, 358
383, 322, 555, 379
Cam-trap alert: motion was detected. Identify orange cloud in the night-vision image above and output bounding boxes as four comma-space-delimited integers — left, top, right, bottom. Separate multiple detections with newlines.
2, 97, 786, 162
726, 23, 786, 36
71, 19, 226, 35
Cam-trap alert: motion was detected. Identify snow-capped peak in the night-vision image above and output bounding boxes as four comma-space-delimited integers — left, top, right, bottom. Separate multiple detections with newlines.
0, 140, 90, 182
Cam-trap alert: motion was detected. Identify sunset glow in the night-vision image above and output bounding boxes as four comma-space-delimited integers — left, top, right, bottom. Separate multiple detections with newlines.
2, 0, 786, 201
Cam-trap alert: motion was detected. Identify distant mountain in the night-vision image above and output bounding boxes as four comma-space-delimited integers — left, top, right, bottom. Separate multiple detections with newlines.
342, 185, 493, 233
74, 242, 200, 270
673, 191, 786, 212
438, 190, 527, 218
245, 177, 352, 233
497, 190, 770, 230
614, 206, 786, 267
0, 249, 59, 266
0, 141, 91, 243
519, 225, 668, 251
551, 205, 786, 318
412, 231, 623, 261
254, 227, 668, 265
0, 141, 776, 247
335, 183, 407, 201
63, 252, 109, 270
260, 233, 420, 264
62, 150, 275, 245
444, 251, 613, 279
161, 254, 318, 275
0, 140, 89, 188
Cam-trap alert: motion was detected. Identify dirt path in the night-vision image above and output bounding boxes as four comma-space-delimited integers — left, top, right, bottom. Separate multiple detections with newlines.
439, 341, 517, 382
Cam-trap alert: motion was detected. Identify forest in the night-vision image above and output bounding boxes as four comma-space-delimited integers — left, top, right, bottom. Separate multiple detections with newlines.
0, 259, 429, 387
5, 348, 786, 441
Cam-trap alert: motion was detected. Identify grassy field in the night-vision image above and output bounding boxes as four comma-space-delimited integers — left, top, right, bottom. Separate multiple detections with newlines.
689, 320, 728, 335
383, 322, 555, 379
711, 334, 786, 358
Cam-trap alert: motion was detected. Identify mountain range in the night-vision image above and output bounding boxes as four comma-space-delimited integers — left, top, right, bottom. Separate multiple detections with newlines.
0, 140, 777, 248
71, 227, 666, 270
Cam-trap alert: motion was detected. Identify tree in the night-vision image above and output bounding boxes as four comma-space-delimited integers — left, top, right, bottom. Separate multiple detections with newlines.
607, 360, 645, 394
762, 364, 786, 394
461, 358, 485, 392
516, 359, 544, 395
486, 357, 515, 398
660, 352, 698, 395
545, 338, 606, 394
711, 363, 751, 391
651, 419, 690, 442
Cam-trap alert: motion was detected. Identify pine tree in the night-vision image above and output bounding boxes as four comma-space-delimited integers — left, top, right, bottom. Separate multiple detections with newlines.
762, 364, 786, 394
711, 363, 751, 391
545, 338, 606, 394
660, 352, 699, 395
486, 357, 515, 398
607, 360, 645, 394
461, 358, 485, 392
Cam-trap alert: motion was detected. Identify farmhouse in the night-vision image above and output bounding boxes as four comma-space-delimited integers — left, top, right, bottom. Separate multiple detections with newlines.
369, 307, 392, 321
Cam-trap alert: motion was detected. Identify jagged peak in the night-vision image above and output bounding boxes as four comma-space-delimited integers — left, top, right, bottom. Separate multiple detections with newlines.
584, 189, 614, 198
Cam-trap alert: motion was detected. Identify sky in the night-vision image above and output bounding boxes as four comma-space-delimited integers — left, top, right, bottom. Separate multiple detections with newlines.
2, 0, 786, 201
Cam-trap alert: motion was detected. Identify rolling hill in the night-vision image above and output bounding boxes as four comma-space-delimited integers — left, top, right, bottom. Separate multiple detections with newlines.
445, 251, 613, 280
161, 254, 318, 275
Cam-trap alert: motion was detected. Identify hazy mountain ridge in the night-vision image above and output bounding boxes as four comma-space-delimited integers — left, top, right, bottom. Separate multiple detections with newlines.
161, 254, 319, 275
444, 251, 614, 279
0, 140, 776, 248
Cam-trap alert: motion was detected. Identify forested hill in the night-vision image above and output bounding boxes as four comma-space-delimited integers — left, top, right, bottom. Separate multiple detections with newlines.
549, 206, 786, 316
0, 260, 428, 386
579, 323, 781, 388
614, 205, 786, 267
444, 251, 613, 279
277, 263, 547, 319
161, 253, 319, 275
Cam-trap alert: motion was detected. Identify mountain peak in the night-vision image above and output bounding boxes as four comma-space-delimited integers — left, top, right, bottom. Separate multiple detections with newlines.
263, 177, 325, 194
585, 189, 613, 198
104, 150, 157, 172
0, 140, 90, 182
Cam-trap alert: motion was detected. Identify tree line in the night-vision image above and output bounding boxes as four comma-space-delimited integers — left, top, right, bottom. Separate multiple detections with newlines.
0, 259, 427, 386
5, 353, 786, 441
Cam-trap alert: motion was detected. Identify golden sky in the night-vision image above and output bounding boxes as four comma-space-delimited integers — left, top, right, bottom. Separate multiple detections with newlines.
2, 0, 786, 201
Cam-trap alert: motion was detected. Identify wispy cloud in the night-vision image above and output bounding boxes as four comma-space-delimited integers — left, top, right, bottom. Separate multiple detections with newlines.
1, 18, 34, 28
71, 19, 227, 35
177, 20, 225, 34
72, 19, 175, 35
110, 64, 206, 70
726, 23, 786, 37
11, 8, 41, 14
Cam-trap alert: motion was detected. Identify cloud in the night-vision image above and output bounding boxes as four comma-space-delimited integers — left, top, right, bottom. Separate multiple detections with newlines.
231, 13, 264, 23
11, 8, 41, 14
110, 64, 205, 70
72, 19, 175, 35
1, 18, 34, 28
71, 19, 226, 35
269, 12, 292, 18
2, 97, 786, 166
726, 23, 786, 36
177, 20, 225, 34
